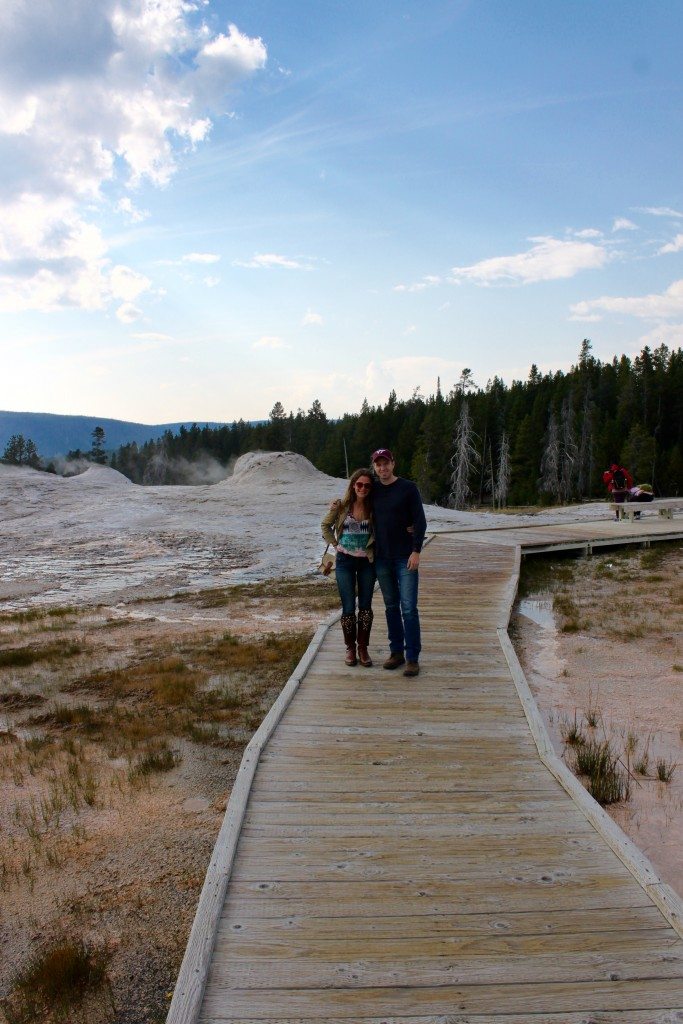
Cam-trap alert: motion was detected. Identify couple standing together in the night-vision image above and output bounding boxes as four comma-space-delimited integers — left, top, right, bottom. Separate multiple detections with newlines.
321, 449, 427, 678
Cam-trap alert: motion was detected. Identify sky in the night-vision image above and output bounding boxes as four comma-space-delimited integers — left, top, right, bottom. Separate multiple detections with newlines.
1, 0, 683, 424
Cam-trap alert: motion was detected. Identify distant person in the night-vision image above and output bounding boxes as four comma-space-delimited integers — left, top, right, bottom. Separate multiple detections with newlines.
603, 462, 633, 507
627, 483, 654, 502
321, 468, 376, 667
370, 448, 426, 678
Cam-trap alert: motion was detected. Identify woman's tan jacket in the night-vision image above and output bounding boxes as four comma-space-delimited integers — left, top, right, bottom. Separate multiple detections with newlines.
321, 502, 375, 563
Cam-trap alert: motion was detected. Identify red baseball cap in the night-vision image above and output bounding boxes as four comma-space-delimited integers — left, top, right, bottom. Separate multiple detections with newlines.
371, 448, 394, 462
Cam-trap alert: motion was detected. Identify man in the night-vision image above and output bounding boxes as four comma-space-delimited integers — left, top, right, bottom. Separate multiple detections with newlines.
370, 448, 427, 677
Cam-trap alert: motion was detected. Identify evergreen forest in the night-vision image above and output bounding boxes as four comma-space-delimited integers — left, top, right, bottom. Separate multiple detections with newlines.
108, 341, 683, 506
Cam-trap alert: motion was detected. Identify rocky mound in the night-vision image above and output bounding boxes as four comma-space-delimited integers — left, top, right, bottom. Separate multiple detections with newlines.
227, 450, 337, 487
69, 464, 134, 487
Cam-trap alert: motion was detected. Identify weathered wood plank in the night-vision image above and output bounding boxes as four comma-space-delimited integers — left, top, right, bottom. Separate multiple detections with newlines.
214, 926, 678, 962
198, 1014, 683, 1024
222, 873, 653, 919
213, 942, 683, 989
199, 977, 683, 1019
216, 904, 668, 942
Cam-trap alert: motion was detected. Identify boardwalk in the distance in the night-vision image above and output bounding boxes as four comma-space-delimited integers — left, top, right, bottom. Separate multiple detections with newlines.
174, 528, 683, 1023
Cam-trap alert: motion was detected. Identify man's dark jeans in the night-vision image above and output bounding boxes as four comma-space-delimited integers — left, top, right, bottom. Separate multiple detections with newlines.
375, 556, 421, 662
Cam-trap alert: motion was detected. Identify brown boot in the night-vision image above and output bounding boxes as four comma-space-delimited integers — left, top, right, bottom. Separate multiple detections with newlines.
383, 652, 405, 670
357, 608, 373, 667
341, 613, 357, 666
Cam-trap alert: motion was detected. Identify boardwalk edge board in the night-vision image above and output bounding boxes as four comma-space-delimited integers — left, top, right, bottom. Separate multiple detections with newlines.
497, 619, 683, 941
165, 606, 342, 1024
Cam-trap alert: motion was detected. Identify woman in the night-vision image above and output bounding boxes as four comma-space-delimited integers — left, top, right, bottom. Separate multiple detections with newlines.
321, 468, 376, 667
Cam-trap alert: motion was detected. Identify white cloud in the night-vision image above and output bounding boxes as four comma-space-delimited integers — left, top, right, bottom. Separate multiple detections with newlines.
116, 302, 143, 323
450, 236, 609, 286
634, 206, 683, 219
568, 312, 603, 323
194, 24, 267, 106
659, 234, 683, 255
0, 192, 137, 313
183, 252, 221, 264
394, 275, 441, 293
612, 217, 638, 232
132, 331, 173, 341
233, 253, 314, 270
115, 196, 149, 223
572, 228, 603, 239
110, 265, 151, 302
302, 310, 323, 326
0, 1, 266, 315
570, 279, 683, 321
252, 335, 289, 349
203, 275, 220, 287
637, 322, 683, 349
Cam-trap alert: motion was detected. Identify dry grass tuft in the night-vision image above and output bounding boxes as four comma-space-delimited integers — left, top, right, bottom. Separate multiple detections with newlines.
0, 642, 84, 668
573, 738, 628, 805
173, 576, 340, 613
1, 937, 111, 1023
656, 758, 677, 783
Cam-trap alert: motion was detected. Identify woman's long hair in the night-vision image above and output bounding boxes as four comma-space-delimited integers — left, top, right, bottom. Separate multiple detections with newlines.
340, 467, 374, 518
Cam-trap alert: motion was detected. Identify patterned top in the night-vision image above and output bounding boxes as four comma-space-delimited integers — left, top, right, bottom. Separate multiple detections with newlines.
338, 514, 371, 557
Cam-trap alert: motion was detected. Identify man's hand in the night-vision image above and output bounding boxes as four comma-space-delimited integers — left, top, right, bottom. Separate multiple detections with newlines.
407, 552, 420, 571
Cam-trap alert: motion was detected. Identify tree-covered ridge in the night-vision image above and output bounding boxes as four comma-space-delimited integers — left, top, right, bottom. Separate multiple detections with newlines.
111, 342, 683, 505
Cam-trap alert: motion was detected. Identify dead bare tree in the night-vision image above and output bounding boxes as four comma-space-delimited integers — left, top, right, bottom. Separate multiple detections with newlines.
495, 432, 511, 509
560, 396, 579, 501
539, 412, 562, 503
448, 399, 480, 509
577, 385, 594, 497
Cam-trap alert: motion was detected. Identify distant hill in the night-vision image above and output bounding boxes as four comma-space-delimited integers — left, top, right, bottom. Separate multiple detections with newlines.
0, 411, 230, 458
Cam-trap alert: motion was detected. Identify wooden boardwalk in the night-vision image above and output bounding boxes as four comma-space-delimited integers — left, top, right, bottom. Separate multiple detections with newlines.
169, 525, 683, 1023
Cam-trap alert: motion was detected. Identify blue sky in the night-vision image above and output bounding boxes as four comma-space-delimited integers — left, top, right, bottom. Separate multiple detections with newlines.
1, 0, 683, 422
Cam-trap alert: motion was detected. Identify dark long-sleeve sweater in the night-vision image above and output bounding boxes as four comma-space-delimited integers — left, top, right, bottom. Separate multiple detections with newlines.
372, 477, 426, 558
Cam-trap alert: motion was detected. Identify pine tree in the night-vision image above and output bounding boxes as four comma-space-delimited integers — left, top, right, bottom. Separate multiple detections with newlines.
2, 434, 26, 465
25, 439, 41, 469
1, 434, 42, 469
90, 426, 107, 464
267, 401, 287, 450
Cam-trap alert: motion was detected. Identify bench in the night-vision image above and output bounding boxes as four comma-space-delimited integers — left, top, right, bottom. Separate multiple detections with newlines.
609, 497, 683, 522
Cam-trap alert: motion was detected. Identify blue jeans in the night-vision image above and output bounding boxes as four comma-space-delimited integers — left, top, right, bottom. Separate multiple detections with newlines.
335, 553, 376, 615
375, 557, 421, 662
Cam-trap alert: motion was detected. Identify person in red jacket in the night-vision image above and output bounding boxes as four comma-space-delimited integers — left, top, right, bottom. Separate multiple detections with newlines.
603, 462, 634, 509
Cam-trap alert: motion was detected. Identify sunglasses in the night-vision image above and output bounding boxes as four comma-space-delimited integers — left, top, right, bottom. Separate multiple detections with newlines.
355, 482, 372, 490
